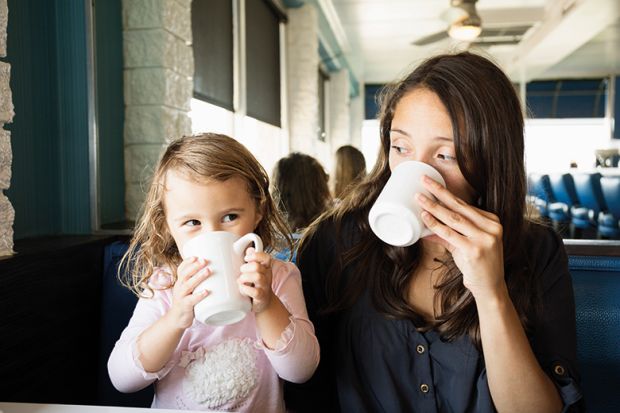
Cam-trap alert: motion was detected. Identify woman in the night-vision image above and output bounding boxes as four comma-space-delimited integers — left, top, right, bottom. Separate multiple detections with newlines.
291, 52, 583, 412
332, 145, 367, 200
271, 152, 332, 262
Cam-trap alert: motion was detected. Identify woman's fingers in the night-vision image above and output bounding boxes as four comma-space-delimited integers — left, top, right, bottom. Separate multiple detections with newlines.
416, 193, 479, 239
419, 209, 468, 252
421, 175, 501, 228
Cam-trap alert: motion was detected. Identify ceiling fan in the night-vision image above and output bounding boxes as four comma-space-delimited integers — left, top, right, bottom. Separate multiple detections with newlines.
412, 0, 483, 46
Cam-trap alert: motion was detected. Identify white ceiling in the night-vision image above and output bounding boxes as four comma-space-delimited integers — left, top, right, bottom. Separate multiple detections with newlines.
330, 0, 620, 84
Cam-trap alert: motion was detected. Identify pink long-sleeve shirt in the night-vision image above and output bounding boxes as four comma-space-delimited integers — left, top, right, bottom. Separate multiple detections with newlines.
108, 260, 319, 412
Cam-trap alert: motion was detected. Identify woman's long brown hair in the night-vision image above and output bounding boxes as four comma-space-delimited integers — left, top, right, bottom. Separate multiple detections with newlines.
299, 52, 537, 347
333, 145, 367, 199
272, 152, 332, 232
120, 133, 292, 297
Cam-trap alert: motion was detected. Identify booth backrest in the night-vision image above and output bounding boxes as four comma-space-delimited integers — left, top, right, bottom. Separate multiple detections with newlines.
549, 173, 580, 206
569, 254, 620, 413
98, 241, 153, 407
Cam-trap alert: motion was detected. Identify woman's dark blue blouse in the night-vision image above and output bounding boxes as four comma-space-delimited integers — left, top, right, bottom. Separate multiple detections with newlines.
285, 219, 583, 413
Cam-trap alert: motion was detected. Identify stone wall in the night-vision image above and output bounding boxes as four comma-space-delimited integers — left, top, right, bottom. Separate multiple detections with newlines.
286, 5, 320, 157
328, 69, 351, 154
122, 0, 193, 221
0, 0, 14, 257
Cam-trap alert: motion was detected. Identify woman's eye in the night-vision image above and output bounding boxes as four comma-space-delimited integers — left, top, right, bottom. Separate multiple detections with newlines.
184, 219, 201, 227
391, 145, 407, 154
222, 214, 238, 223
437, 153, 456, 161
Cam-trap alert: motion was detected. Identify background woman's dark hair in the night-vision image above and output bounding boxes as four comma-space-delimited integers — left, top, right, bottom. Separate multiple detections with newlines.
333, 145, 367, 199
272, 152, 332, 232
300, 51, 535, 347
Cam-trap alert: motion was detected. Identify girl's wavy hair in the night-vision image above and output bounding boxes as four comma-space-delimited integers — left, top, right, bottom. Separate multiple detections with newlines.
271, 152, 332, 232
120, 133, 292, 297
300, 51, 537, 348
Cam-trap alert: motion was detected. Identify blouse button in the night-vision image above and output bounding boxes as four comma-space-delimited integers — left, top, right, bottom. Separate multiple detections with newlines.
554, 364, 566, 376
416, 344, 425, 354
420, 383, 430, 393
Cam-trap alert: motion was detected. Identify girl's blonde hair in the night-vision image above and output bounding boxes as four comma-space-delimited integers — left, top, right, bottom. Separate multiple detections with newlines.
120, 133, 292, 297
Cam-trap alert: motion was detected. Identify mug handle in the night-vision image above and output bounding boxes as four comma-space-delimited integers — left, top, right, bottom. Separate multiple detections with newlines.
232, 233, 264, 256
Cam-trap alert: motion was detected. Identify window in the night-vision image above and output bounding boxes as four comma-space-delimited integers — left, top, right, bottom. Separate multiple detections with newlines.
526, 79, 607, 119
364, 84, 384, 120
245, 0, 282, 127
191, 0, 234, 110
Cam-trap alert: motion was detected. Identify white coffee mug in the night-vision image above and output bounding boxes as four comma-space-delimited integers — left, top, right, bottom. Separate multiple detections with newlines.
182, 231, 263, 326
368, 161, 446, 247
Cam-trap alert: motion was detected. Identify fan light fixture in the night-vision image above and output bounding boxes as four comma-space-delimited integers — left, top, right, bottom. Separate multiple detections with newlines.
448, 0, 482, 42
448, 20, 482, 42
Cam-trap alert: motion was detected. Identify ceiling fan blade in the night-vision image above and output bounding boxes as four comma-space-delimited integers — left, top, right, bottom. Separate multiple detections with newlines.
412, 30, 449, 46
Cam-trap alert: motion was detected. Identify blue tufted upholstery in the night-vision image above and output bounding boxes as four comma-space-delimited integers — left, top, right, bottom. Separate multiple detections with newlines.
528, 173, 555, 218
548, 173, 580, 224
98, 241, 154, 406
598, 177, 620, 239
571, 173, 607, 230
569, 255, 620, 412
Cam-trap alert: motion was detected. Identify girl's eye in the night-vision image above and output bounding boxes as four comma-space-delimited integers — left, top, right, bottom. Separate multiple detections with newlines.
222, 214, 238, 223
184, 219, 201, 227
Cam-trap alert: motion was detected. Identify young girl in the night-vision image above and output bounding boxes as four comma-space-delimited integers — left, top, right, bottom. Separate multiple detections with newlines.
108, 133, 320, 412
288, 52, 583, 412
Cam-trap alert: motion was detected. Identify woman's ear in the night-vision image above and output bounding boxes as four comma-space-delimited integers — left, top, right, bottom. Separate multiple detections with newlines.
254, 201, 265, 228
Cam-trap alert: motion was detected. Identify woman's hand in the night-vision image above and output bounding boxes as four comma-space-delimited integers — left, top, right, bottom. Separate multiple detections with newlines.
415, 174, 506, 299
238, 247, 274, 313
168, 256, 211, 329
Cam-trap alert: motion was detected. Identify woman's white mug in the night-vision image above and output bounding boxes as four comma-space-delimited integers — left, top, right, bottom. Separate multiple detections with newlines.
182, 232, 263, 325
369, 161, 446, 247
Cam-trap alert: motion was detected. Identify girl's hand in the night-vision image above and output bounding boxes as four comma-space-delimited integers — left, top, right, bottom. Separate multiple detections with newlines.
168, 256, 212, 329
415, 175, 506, 299
238, 247, 274, 313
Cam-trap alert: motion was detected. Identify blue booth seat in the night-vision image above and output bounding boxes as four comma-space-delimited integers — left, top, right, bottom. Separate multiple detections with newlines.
98, 241, 154, 407
598, 176, 620, 239
527, 173, 555, 218
569, 254, 620, 412
571, 173, 607, 233
548, 174, 580, 235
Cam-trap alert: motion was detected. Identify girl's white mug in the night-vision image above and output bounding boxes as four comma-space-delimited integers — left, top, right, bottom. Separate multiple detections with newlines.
182, 232, 263, 325
368, 161, 446, 247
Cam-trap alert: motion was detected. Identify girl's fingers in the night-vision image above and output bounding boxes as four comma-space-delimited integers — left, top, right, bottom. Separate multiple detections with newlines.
190, 288, 210, 305
244, 250, 272, 268
238, 271, 261, 286
178, 257, 209, 282
185, 266, 212, 292
238, 283, 257, 299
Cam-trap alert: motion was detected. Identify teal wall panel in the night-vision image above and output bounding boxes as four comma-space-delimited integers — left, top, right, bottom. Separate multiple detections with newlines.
94, 0, 125, 226
6, 0, 92, 238
6, 0, 62, 238
55, 0, 91, 234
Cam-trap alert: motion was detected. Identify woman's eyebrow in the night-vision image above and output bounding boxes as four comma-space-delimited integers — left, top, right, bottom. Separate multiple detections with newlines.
389, 128, 410, 137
